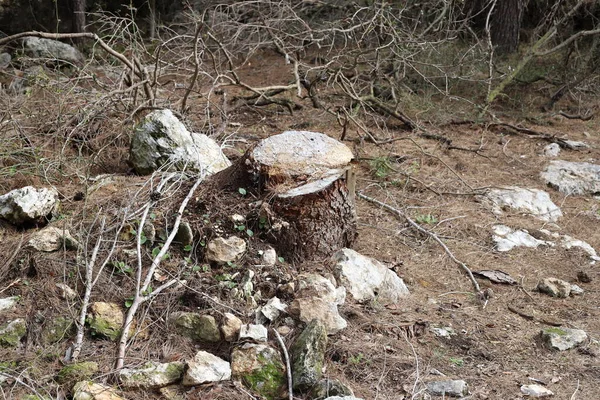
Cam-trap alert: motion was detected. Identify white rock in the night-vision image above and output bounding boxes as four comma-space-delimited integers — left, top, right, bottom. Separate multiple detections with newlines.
21, 37, 85, 65
541, 160, 600, 195
333, 248, 409, 305
543, 143, 560, 157
492, 225, 552, 252
538, 277, 571, 298
538, 229, 600, 263
563, 140, 589, 149
206, 236, 246, 263
542, 327, 588, 351
0, 296, 19, 313
129, 109, 231, 176
426, 380, 469, 397
297, 273, 346, 305
56, 283, 77, 300
259, 297, 287, 322
183, 351, 231, 385
431, 326, 455, 338
0, 186, 59, 225
290, 297, 347, 335
230, 214, 246, 223
239, 324, 268, 342
221, 313, 243, 342
28, 226, 79, 252
521, 384, 554, 397
485, 187, 562, 222
119, 361, 184, 388
261, 246, 277, 266
570, 284, 584, 295
73, 381, 124, 400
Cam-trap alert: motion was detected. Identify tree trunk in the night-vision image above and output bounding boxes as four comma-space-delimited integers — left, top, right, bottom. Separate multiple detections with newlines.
72, 0, 86, 44
207, 130, 357, 263
463, 0, 524, 54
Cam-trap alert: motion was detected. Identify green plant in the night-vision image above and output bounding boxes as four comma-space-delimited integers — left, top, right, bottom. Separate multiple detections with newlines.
113, 261, 133, 275
449, 357, 464, 367
238, 187, 247, 196
369, 157, 394, 179
349, 353, 365, 365
415, 214, 438, 224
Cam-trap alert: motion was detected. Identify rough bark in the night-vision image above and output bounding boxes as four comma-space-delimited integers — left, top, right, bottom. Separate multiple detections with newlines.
72, 0, 86, 44
464, 0, 524, 54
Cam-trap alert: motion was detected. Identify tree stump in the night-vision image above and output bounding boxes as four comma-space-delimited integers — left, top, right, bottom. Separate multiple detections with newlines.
212, 130, 357, 262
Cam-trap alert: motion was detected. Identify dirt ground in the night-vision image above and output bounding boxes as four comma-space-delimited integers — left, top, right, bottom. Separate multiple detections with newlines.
1, 49, 600, 400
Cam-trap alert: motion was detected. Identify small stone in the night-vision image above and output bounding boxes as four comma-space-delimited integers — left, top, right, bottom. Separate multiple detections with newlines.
183, 351, 231, 385
221, 313, 243, 342
259, 297, 287, 322
231, 343, 286, 400
206, 236, 246, 264
290, 319, 327, 392
172, 312, 220, 342
21, 37, 85, 66
159, 385, 185, 400
290, 297, 347, 335
56, 283, 77, 300
0, 186, 59, 225
174, 221, 193, 246
426, 380, 468, 397
28, 226, 80, 252
577, 271, 592, 283
484, 187, 562, 222
239, 324, 268, 342
521, 384, 554, 397
431, 327, 455, 338
261, 246, 277, 266
570, 284, 584, 295
87, 302, 124, 341
42, 316, 73, 344
542, 327, 587, 351
0, 318, 26, 347
541, 160, 600, 195
309, 379, 354, 400
296, 273, 345, 305
72, 381, 124, 400
276, 326, 291, 336
492, 225, 551, 252
543, 143, 560, 157
0, 296, 19, 313
230, 214, 246, 224
537, 278, 571, 298
0, 53, 11, 69
119, 361, 184, 388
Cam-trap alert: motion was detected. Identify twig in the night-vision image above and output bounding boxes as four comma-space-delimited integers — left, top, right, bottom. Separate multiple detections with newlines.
559, 111, 594, 121
357, 192, 482, 296
273, 329, 293, 400
570, 379, 580, 400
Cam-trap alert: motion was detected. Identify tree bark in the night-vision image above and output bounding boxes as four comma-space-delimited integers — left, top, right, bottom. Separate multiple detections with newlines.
72, 0, 86, 44
463, 0, 524, 54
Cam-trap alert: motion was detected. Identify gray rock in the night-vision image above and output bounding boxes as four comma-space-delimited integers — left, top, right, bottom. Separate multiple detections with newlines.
88, 302, 125, 341
333, 248, 409, 304
258, 297, 287, 322
0, 186, 59, 225
290, 297, 347, 335
542, 327, 587, 351
72, 381, 124, 400
239, 324, 268, 342
543, 143, 560, 157
174, 221, 193, 246
541, 160, 600, 195
484, 187, 562, 222
0, 53, 10, 69
492, 225, 551, 252
231, 343, 286, 400
119, 361, 184, 388
172, 312, 221, 342
426, 379, 468, 397
0, 296, 19, 313
0, 318, 26, 347
221, 312, 243, 341
21, 37, 85, 65
570, 284, 584, 295
28, 226, 79, 252
538, 229, 600, 262
309, 379, 354, 399
521, 384, 554, 397
183, 351, 231, 385
537, 278, 571, 298
296, 273, 346, 305
290, 319, 327, 392
41, 316, 73, 344
206, 236, 246, 264
56, 283, 77, 300
129, 109, 230, 175
261, 246, 277, 266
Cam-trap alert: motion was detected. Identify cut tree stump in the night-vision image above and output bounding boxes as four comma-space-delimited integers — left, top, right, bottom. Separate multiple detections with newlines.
210, 130, 357, 262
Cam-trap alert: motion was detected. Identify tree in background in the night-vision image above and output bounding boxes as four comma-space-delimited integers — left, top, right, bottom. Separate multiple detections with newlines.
464, 0, 525, 54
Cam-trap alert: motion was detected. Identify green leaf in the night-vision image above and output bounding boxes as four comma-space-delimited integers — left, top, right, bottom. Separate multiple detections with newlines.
125, 299, 133, 308
277, 256, 285, 263
152, 247, 161, 258
139, 234, 147, 245
192, 264, 201, 272
238, 187, 247, 196
183, 244, 193, 252
246, 229, 254, 237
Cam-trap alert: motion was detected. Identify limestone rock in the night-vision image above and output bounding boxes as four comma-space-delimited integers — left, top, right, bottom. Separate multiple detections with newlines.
542, 327, 587, 351
492, 225, 552, 252
0, 318, 26, 347
221, 313, 243, 341
521, 384, 554, 397
206, 236, 246, 264
296, 273, 346, 305
570, 284, 584, 295
333, 248, 409, 304
541, 160, 600, 195
87, 302, 124, 341
56, 283, 77, 300
258, 297, 287, 322
119, 361, 184, 388
261, 246, 277, 266
538, 229, 600, 262
183, 351, 231, 385
425, 379, 468, 397
484, 187, 562, 222
129, 109, 230, 176
537, 278, 571, 298
57, 362, 98, 385
542, 143, 560, 157
174, 221, 193, 246
42, 316, 73, 344
0, 186, 59, 225
72, 381, 124, 400
0, 53, 10, 69
21, 37, 85, 66
239, 324, 268, 342
309, 379, 354, 399
231, 343, 286, 400
28, 226, 79, 252
290, 320, 327, 392
172, 312, 220, 342
0, 296, 19, 313
290, 297, 347, 335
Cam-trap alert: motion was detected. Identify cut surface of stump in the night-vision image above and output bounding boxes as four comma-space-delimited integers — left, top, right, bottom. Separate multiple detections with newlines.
247, 130, 357, 261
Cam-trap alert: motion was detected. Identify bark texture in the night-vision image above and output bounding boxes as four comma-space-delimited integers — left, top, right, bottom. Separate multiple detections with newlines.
464, 0, 524, 54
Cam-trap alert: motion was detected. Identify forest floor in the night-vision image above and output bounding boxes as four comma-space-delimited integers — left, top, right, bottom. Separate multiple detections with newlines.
1, 48, 600, 400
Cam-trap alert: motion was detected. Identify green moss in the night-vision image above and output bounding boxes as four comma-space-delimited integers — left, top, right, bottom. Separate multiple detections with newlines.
242, 354, 285, 400
544, 327, 567, 336
0, 319, 26, 347
87, 315, 121, 341
57, 361, 98, 385
42, 317, 74, 344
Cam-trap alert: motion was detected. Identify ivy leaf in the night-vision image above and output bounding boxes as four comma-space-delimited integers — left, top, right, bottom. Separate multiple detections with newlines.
246, 229, 254, 237
183, 244, 193, 252
238, 187, 247, 196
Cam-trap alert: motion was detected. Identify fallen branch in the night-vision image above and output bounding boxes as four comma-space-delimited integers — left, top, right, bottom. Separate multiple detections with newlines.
487, 122, 582, 149
273, 329, 293, 400
357, 192, 482, 296
559, 111, 595, 121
